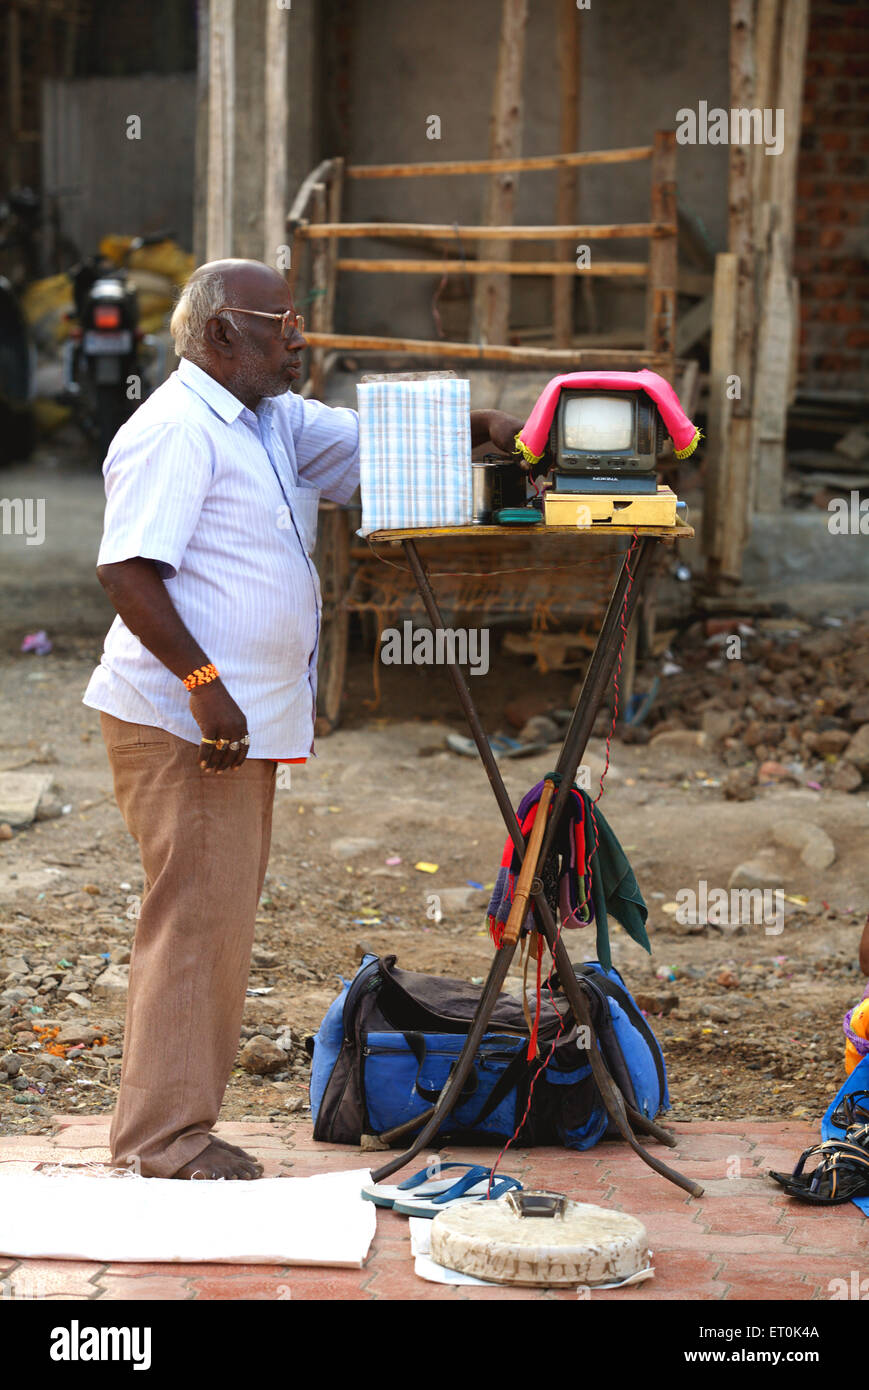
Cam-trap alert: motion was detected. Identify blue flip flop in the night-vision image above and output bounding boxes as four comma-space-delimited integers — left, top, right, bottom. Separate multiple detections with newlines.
393, 1166, 523, 1218
361, 1162, 493, 1209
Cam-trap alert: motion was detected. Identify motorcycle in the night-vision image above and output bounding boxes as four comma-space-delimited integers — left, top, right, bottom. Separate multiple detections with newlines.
63, 231, 169, 458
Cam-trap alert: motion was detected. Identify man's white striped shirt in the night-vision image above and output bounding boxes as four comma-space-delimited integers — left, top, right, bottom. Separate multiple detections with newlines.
82, 357, 359, 758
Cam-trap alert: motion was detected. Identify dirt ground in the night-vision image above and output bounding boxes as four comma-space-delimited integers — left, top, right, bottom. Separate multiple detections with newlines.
1, 436, 867, 1143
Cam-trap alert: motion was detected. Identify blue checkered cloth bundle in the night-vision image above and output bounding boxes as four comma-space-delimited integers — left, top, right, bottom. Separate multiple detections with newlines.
356, 378, 472, 536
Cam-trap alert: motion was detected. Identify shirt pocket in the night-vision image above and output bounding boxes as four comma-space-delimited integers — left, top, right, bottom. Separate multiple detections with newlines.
287, 480, 321, 558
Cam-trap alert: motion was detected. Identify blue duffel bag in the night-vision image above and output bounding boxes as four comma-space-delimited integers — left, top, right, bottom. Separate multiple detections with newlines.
308, 952, 669, 1150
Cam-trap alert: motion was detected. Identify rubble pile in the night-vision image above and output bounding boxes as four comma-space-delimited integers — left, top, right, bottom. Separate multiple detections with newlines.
625, 612, 869, 798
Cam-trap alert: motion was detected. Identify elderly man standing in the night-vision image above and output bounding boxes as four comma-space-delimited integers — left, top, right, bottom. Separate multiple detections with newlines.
83, 258, 525, 1179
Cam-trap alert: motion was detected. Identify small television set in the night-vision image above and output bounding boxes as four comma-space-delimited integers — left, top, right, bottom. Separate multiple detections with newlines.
548, 389, 666, 494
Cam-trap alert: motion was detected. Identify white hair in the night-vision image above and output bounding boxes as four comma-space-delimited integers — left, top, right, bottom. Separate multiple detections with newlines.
170, 266, 240, 364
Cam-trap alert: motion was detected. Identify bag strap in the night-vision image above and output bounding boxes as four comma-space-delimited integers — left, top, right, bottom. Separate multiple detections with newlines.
402, 1031, 479, 1105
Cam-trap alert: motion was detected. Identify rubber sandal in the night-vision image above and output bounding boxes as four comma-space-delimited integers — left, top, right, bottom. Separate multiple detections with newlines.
769, 1139, 869, 1205
393, 1168, 522, 1218
361, 1162, 488, 1209
831, 1089, 869, 1132
844, 1121, 869, 1150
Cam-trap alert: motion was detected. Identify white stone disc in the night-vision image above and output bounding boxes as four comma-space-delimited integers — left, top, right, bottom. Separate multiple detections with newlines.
429, 1196, 650, 1287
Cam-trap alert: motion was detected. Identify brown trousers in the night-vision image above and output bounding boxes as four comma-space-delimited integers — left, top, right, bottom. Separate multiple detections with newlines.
100, 712, 276, 1177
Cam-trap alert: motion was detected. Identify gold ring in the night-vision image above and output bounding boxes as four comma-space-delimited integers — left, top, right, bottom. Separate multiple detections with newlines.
200, 737, 217, 744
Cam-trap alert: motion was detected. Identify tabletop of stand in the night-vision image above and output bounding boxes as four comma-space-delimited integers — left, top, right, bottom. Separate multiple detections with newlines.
367, 523, 694, 543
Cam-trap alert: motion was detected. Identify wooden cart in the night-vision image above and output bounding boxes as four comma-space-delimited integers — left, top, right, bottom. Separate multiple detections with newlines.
287, 135, 686, 732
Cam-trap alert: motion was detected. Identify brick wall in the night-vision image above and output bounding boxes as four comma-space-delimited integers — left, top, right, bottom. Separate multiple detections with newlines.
796, 0, 869, 396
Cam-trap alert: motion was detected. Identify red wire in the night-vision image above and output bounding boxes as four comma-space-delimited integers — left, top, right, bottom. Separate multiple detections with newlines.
484, 530, 639, 1196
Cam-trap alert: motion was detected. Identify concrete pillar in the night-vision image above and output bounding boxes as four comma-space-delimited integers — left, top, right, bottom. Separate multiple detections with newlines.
194, 0, 318, 270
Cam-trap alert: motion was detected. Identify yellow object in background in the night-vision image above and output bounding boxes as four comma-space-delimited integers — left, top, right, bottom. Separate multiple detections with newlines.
845, 997, 869, 1075
20, 273, 74, 347
98, 236, 195, 285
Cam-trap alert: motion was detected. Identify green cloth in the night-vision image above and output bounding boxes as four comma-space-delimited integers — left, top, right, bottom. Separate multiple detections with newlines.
576, 789, 650, 971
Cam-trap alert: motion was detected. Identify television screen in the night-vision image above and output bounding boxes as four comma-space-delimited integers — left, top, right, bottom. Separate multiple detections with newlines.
562, 395, 634, 453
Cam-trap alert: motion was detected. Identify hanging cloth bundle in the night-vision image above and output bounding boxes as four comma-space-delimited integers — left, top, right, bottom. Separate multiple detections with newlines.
487, 779, 651, 1060
486, 779, 652, 1058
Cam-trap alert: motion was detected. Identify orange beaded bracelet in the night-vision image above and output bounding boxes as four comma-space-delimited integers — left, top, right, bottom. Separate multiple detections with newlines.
183, 662, 220, 692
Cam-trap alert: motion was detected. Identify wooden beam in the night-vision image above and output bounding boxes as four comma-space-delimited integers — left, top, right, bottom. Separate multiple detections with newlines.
205, 0, 235, 260
336, 257, 649, 277
645, 130, 677, 382
472, 0, 529, 345
308, 182, 328, 399
675, 292, 712, 355
724, 0, 758, 577
752, 224, 797, 513
554, 0, 580, 347
703, 253, 739, 576
343, 148, 653, 178
296, 221, 674, 240
302, 331, 667, 371
323, 158, 343, 339
750, 0, 809, 513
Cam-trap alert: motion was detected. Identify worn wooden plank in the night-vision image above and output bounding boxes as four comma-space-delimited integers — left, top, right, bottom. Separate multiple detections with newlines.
308, 183, 328, 400
344, 148, 653, 179
703, 253, 738, 572
645, 130, 677, 382
368, 524, 694, 542
472, 0, 529, 345
296, 221, 674, 240
675, 293, 712, 355
335, 257, 649, 277
554, 0, 580, 347
752, 227, 794, 513
303, 331, 667, 370
725, 0, 759, 578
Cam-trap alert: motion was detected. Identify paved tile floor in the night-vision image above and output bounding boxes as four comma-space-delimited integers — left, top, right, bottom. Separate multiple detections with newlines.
0, 1117, 866, 1300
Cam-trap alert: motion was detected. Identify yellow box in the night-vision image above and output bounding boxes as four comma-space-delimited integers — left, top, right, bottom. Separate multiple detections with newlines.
544, 485, 678, 528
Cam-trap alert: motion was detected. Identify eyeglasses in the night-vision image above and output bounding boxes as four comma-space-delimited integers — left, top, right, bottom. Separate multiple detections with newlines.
216, 307, 305, 338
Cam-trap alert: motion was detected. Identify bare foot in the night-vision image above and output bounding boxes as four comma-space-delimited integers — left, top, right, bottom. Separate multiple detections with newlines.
173, 1139, 263, 1180
209, 1135, 265, 1170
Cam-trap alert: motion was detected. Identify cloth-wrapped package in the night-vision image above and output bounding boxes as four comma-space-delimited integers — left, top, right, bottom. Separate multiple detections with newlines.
357, 378, 472, 535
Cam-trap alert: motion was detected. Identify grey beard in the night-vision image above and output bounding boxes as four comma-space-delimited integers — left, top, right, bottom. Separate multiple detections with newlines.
233, 334, 292, 401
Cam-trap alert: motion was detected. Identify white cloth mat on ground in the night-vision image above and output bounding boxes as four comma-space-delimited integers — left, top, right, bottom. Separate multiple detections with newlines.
0, 1168, 375, 1266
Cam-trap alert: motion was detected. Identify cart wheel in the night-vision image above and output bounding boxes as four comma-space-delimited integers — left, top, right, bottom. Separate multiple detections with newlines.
314, 505, 350, 734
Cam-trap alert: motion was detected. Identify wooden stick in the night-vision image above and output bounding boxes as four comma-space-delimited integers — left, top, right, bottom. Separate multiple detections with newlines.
703, 253, 739, 569
336, 258, 648, 277
725, 0, 759, 583
645, 130, 677, 383
303, 332, 668, 370
286, 157, 337, 230
345, 147, 653, 178
309, 183, 328, 400
296, 221, 674, 240
502, 779, 556, 947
